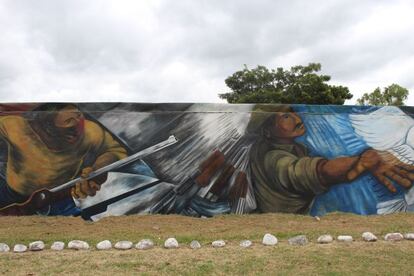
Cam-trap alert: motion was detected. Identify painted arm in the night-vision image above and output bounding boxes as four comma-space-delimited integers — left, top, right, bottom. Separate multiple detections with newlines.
72, 129, 128, 199
0, 116, 10, 140
317, 157, 359, 186
318, 150, 414, 192
93, 131, 128, 168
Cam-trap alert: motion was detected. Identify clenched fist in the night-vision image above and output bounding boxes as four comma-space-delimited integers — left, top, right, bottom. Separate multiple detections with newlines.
71, 167, 108, 199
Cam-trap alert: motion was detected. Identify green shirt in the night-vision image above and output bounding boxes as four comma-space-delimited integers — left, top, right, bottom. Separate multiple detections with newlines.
250, 138, 327, 214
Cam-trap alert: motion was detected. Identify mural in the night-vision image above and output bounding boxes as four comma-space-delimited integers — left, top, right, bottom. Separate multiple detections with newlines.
0, 103, 413, 221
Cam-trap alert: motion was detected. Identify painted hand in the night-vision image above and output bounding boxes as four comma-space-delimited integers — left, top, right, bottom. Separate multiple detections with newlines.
71, 167, 105, 199
347, 149, 414, 193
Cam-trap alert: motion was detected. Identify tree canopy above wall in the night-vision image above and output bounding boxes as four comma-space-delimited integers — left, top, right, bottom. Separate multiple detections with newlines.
219, 63, 353, 105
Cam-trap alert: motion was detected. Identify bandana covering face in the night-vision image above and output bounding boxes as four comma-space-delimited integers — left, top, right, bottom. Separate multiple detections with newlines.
54, 117, 85, 144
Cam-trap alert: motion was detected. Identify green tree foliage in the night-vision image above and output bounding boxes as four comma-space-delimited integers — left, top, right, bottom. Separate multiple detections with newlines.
219, 63, 353, 105
357, 84, 409, 106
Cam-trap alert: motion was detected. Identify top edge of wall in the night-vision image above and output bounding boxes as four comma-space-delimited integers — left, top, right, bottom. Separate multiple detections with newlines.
0, 102, 413, 115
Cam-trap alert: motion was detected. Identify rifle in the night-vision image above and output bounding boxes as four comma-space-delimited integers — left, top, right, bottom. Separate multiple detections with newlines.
228, 171, 248, 214
150, 149, 226, 214
0, 135, 178, 216
204, 163, 235, 202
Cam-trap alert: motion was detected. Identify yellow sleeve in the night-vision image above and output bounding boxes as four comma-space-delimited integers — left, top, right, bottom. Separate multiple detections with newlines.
0, 116, 11, 140
97, 130, 128, 160
84, 120, 128, 169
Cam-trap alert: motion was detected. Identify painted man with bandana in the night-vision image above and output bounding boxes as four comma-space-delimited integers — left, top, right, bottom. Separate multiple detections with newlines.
0, 103, 127, 212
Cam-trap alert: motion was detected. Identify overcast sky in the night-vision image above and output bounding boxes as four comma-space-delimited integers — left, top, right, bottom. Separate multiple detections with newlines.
1, 0, 414, 104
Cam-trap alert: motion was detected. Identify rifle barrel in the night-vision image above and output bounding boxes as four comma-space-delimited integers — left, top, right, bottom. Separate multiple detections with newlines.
50, 135, 178, 193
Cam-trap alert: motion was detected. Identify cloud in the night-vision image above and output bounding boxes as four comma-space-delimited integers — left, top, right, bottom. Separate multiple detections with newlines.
0, 0, 413, 104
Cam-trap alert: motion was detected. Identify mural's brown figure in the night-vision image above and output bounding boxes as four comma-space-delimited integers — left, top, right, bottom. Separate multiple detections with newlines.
249, 106, 414, 214
0, 103, 127, 208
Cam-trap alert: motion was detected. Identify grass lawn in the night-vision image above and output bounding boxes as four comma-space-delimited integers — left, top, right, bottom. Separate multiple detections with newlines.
1, 212, 414, 275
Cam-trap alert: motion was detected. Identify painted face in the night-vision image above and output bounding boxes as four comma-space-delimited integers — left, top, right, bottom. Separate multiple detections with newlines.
269, 112, 306, 138
53, 106, 85, 144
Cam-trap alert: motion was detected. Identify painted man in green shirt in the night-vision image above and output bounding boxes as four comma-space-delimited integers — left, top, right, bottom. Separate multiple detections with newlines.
249, 105, 414, 214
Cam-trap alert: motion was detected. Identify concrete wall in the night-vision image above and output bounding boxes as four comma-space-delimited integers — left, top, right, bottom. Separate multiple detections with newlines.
0, 103, 413, 220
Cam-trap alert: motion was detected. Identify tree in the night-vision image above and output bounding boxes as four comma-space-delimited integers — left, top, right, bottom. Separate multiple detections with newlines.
357, 84, 409, 106
219, 63, 353, 105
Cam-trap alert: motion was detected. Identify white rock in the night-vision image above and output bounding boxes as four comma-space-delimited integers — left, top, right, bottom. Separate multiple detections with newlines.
317, 234, 333, 244
362, 232, 377, 242
68, 240, 89, 250
404, 233, 414, 240
114, 241, 133, 250
0, 243, 10, 252
13, 244, 27, 253
29, 241, 45, 251
262, 233, 278, 246
190, 240, 201, 249
96, 240, 112, 250
384, 233, 404, 241
136, 239, 154, 250
288, 235, 308, 246
337, 235, 353, 242
51, 241, 65, 251
212, 240, 226, 248
240, 240, 252, 248
164, 238, 179, 249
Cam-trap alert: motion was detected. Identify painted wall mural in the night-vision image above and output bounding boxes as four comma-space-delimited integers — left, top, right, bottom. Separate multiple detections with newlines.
0, 103, 413, 221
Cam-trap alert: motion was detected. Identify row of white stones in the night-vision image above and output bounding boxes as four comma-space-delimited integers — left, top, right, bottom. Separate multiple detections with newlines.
1, 232, 412, 253
264, 232, 414, 245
